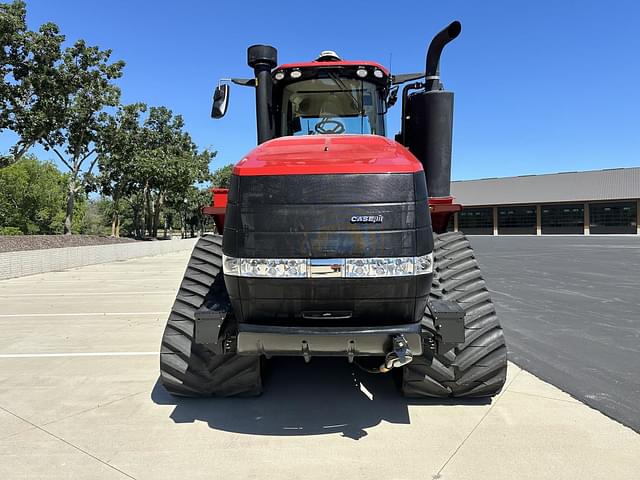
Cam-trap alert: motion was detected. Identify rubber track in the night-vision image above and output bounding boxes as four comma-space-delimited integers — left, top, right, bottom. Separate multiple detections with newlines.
159, 235, 262, 397
402, 231, 507, 398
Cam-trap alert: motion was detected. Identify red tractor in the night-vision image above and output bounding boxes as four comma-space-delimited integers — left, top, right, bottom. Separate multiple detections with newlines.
159, 21, 507, 398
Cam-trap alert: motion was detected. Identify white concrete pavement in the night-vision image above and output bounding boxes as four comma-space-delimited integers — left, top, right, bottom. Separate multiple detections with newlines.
0, 249, 638, 479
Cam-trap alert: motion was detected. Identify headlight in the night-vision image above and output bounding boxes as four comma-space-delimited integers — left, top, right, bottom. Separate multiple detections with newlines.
241, 258, 307, 278
223, 254, 433, 278
222, 255, 240, 275
345, 257, 415, 277
223, 255, 307, 278
414, 253, 434, 275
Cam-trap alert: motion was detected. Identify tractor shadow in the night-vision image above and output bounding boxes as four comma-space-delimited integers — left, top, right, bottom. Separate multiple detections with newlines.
151, 357, 490, 440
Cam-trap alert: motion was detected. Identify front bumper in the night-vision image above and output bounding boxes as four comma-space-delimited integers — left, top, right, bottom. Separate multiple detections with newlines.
236, 323, 423, 357
226, 274, 432, 326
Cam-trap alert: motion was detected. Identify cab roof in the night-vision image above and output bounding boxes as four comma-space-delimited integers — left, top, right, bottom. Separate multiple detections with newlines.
274, 60, 390, 77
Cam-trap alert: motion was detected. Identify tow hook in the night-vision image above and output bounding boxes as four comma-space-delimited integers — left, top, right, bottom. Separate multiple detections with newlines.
379, 335, 413, 373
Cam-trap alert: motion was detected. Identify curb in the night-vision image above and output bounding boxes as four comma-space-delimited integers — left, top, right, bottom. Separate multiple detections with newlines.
0, 239, 198, 280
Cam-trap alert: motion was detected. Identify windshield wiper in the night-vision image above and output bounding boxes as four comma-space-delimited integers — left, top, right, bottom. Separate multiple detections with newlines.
326, 72, 362, 114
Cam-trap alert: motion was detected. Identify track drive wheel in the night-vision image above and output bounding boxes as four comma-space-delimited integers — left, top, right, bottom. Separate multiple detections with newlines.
402, 231, 507, 398
159, 235, 262, 397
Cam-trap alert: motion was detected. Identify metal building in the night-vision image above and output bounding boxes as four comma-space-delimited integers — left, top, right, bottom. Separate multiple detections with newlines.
450, 167, 640, 235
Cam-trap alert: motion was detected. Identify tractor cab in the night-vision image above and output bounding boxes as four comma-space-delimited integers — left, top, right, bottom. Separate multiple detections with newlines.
271, 56, 390, 137
212, 46, 402, 144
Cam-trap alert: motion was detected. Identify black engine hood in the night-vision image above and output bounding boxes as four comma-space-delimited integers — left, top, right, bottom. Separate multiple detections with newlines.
222, 172, 433, 259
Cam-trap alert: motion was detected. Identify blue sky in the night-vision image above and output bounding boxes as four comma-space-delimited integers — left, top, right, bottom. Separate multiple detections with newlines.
4, 0, 639, 180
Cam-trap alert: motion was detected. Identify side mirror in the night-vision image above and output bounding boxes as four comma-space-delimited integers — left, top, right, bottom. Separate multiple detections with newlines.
387, 86, 399, 108
211, 83, 230, 119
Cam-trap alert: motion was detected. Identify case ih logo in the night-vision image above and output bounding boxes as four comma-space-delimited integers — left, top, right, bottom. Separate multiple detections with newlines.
350, 215, 383, 224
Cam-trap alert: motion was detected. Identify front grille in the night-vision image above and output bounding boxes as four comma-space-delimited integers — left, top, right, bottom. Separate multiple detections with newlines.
223, 172, 432, 259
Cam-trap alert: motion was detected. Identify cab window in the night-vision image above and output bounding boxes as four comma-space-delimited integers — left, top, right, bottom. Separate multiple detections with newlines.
280, 77, 385, 136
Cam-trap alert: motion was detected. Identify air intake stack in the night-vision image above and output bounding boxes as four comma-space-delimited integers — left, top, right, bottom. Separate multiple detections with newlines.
403, 21, 461, 198
248, 44, 278, 144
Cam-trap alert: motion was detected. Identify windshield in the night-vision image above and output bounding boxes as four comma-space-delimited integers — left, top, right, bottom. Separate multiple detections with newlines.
280, 77, 385, 136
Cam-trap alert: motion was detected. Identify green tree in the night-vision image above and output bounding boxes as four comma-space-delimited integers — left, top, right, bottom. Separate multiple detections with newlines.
169, 185, 214, 238
1, 1, 123, 234
80, 197, 111, 235
1, 1, 66, 165
39, 40, 124, 234
96, 103, 147, 236
211, 164, 234, 188
0, 155, 84, 234
98, 105, 213, 238
136, 107, 212, 238
140, 107, 211, 237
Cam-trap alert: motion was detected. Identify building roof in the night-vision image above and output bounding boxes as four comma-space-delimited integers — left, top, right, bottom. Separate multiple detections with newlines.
451, 167, 640, 206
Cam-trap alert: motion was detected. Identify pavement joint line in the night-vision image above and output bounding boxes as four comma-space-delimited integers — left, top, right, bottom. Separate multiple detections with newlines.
0, 352, 158, 358
2, 271, 185, 277
0, 413, 38, 441
0, 291, 175, 297
41, 390, 148, 428
433, 367, 524, 479
38, 271, 186, 274
506, 389, 582, 404
1, 279, 180, 284
0, 312, 166, 318
0, 425, 38, 441
0, 390, 148, 443
0, 405, 137, 480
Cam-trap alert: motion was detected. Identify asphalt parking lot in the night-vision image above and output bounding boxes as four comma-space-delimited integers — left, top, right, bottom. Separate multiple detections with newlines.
470, 235, 640, 432
0, 241, 639, 479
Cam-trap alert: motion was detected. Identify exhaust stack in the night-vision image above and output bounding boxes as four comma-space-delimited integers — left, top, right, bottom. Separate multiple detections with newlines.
404, 21, 461, 198
425, 21, 461, 92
